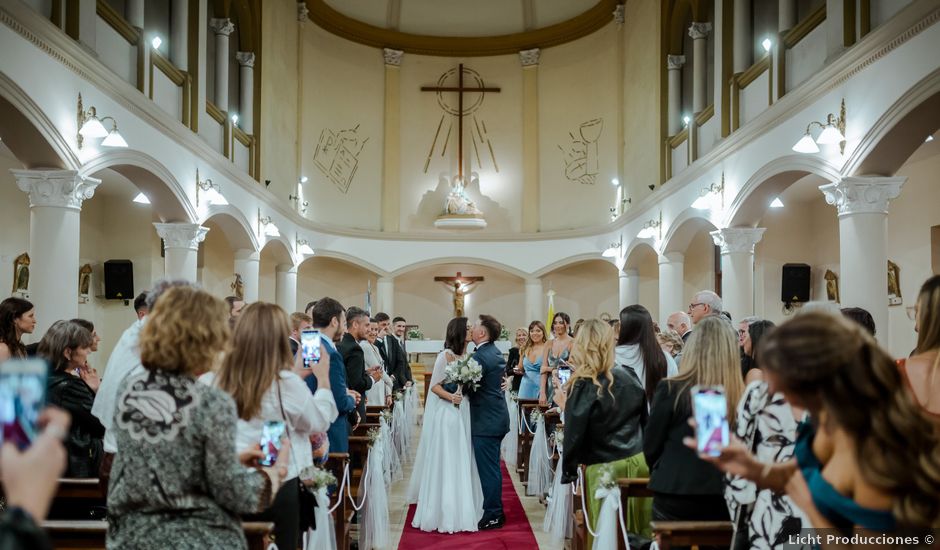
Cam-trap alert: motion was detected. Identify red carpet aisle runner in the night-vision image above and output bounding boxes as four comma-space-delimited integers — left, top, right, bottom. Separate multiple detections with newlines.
398, 462, 539, 549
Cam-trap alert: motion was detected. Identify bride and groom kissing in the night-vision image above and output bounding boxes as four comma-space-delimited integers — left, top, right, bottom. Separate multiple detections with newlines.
407, 314, 510, 533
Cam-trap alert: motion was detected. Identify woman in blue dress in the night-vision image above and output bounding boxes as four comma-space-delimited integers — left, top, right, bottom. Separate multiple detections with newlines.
517, 321, 547, 399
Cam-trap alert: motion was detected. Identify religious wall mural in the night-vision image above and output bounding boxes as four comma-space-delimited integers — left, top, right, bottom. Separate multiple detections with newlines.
559, 118, 603, 185
313, 124, 369, 194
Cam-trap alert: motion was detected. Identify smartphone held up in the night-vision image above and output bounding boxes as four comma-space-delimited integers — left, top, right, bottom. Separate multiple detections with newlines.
259, 420, 286, 467
0, 358, 48, 449
691, 385, 729, 457
300, 329, 322, 368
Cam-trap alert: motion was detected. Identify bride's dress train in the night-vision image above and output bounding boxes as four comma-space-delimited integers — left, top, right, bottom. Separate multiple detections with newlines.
406, 349, 484, 533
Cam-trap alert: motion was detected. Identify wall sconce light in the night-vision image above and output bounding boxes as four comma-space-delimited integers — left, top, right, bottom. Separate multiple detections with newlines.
258, 209, 280, 237
195, 169, 227, 207
300, 176, 309, 183
682, 115, 691, 127
761, 38, 772, 52
289, 191, 308, 214
637, 211, 662, 239
151, 36, 163, 50
231, 113, 239, 126
602, 235, 623, 258
77, 94, 127, 149
691, 172, 725, 210
792, 99, 846, 154
296, 234, 314, 255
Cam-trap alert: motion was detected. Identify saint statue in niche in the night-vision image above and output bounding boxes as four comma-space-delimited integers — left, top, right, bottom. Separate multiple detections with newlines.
231, 273, 245, 301
12, 253, 29, 294
824, 269, 840, 303
887, 260, 902, 305
79, 264, 92, 299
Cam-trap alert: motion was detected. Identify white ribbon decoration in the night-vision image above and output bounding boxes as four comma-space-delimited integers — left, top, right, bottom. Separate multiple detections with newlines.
391, 401, 407, 462
542, 444, 572, 542
592, 484, 623, 550
357, 443, 389, 549
526, 413, 553, 496
304, 486, 337, 550
501, 390, 519, 467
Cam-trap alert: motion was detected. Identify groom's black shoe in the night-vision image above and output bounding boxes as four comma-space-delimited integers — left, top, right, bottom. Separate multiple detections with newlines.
478, 514, 506, 531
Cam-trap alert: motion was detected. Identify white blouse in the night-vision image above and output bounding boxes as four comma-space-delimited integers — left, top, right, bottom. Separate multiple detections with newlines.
200, 370, 338, 480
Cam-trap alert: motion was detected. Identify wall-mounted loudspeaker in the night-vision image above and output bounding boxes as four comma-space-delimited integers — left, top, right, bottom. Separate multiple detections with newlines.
781, 263, 811, 304
103, 260, 134, 301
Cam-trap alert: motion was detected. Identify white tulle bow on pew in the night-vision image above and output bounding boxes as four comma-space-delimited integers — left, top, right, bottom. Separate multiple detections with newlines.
576, 465, 630, 550
299, 466, 340, 550
501, 390, 519, 468
391, 393, 407, 462
357, 429, 390, 550
543, 429, 571, 542
525, 409, 552, 497
379, 412, 402, 485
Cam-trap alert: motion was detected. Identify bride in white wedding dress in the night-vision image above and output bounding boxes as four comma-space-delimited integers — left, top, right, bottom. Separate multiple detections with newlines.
406, 316, 484, 533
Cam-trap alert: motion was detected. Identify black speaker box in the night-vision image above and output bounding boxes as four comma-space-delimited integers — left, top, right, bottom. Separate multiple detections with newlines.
781, 263, 811, 303
103, 260, 134, 300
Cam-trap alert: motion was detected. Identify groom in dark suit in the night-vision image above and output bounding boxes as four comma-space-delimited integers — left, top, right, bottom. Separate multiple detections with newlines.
468, 314, 510, 530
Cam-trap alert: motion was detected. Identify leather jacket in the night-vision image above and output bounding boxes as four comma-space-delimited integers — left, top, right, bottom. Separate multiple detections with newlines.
561, 366, 647, 483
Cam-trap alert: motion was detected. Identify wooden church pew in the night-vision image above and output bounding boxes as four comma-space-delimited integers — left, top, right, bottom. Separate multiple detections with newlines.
651, 520, 733, 550
41, 520, 273, 549
326, 452, 352, 550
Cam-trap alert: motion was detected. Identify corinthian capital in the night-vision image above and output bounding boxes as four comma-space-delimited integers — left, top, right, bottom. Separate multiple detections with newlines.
688, 22, 712, 40
235, 51, 255, 67
666, 55, 686, 70
210, 18, 235, 36
154, 223, 209, 250
519, 48, 540, 67
12, 169, 100, 210
613, 5, 625, 24
819, 176, 906, 217
710, 227, 766, 255
383, 48, 403, 66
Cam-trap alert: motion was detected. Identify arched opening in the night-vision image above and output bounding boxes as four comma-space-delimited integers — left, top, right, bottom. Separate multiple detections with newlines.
662, 211, 720, 310
624, 240, 661, 321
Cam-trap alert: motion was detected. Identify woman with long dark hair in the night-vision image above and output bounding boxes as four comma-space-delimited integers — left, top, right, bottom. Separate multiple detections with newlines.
0, 297, 36, 361
540, 312, 573, 406
407, 317, 483, 532
900, 275, 940, 419
616, 305, 678, 405
740, 320, 775, 383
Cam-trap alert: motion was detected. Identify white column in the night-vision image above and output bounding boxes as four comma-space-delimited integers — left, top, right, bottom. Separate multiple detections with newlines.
276, 264, 298, 313
820, 176, 905, 344
376, 277, 395, 315
779, 0, 797, 32
233, 249, 260, 303
619, 269, 639, 310
733, 0, 752, 72
170, 0, 188, 70
126, 0, 144, 28
209, 18, 234, 111
154, 223, 208, 282
667, 55, 686, 135
658, 252, 685, 327
12, 170, 100, 336
236, 52, 255, 134
689, 22, 712, 114
710, 228, 766, 321
524, 279, 543, 324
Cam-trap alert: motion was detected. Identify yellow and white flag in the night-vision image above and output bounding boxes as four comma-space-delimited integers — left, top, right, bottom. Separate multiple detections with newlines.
546, 289, 556, 330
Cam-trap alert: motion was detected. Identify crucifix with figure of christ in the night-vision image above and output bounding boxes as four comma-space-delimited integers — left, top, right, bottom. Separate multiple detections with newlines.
421, 64, 501, 179
434, 272, 484, 318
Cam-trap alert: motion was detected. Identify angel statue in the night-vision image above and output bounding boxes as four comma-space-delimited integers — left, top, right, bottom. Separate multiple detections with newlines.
443, 174, 482, 217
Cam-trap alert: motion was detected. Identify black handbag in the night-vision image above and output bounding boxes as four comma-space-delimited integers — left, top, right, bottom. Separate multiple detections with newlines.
276, 382, 318, 532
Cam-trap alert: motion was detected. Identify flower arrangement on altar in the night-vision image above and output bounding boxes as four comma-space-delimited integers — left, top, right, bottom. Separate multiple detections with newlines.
406, 327, 424, 340
299, 465, 337, 490
444, 355, 483, 391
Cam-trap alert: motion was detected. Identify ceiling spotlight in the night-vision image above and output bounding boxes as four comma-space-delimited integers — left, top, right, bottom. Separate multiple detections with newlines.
300, 176, 309, 183
602, 236, 622, 258
691, 173, 725, 210
258, 209, 280, 237
77, 94, 127, 149
132, 192, 151, 205
761, 38, 772, 52
195, 169, 227, 207
792, 99, 847, 154
151, 36, 163, 50
925, 135, 934, 143
770, 197, 784, 208
637, 211, 663, 240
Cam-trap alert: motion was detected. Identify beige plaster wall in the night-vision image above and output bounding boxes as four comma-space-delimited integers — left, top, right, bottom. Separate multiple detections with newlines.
398, 53, 523, 233
301, 26, 384, 230
541, 260, 620, 322
538, 23, 621, 231
683, 230, 717, 303
297, 257, 375, 315
198, 220, 235, 298
260, 0, 300, 201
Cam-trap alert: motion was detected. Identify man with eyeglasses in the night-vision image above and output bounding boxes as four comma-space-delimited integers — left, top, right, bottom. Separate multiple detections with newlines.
687, 290, 723, 325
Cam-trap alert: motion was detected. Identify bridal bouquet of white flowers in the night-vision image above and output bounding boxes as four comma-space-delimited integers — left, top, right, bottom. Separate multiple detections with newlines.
444, 356, 484, 392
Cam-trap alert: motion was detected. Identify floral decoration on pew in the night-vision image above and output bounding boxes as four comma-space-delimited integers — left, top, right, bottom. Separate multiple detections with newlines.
367, 426, 382, 448
596, 463, 617, 490
529, 408, 544, 425
509, 390, 519, 403
299, 465, 337, 490
393, 391, 404, 402
380, 409, 393, 424
552, 427, 564, 449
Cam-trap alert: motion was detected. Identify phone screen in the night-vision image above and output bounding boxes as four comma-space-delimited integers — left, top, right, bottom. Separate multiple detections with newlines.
0, 358, 48, 449
300, 329, 322, 368
557, 366, 572, 386
691, 385, 729, 457
259, 420, 286, 467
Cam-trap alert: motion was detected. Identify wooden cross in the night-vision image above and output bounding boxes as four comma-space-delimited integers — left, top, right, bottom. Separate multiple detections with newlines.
434, 272, 485, 286
421, 64, 500, 180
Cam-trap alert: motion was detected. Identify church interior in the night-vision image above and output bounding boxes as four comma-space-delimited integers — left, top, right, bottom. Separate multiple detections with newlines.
1, 0, 939, 548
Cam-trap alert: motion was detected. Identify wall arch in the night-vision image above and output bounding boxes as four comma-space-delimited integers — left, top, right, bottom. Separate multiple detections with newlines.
79, 150, 196, 223
726, 155, 841, 227
531, 253, 614, 279
661, 208, 719, 254
201, 204, 260, 252
0, 74, 77, 169
259, 234, 296, 266
624, 239, 658, 269
300, 249, 385, 277
845, 67, 940, 177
